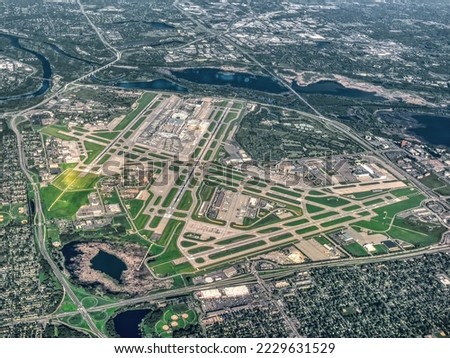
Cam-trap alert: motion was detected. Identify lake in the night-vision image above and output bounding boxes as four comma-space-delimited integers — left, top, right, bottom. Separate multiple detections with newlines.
171, 68, 288, 94
62, 241, 128, 284
116, 79, 188, 92
90, 250, 127, 283
407, 114, 450, 147
113, 309, 151, 338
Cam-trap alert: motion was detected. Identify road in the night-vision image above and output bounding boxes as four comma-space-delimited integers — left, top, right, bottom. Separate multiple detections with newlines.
7, 0, 123, 337
6, 241, 449, 328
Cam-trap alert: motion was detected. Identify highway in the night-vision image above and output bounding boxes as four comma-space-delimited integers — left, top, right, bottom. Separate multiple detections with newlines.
4, 0, 449, 337
6, 241, 449, 328
7, 0, 124, 337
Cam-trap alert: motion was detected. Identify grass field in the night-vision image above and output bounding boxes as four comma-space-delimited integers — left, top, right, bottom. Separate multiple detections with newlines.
114, 93, 156, 131
208, 240, 266, 260
127, 199, 145, 219
216, 234, 255, 246
40, 125, 78, 141
162, 188, 179, 208
92, 131, 120, 140
306, 204, 324, 214
269, 233, 294, 242
152, 306, 197, 338
420, 173, 450, 196
148, 219, 188, 276
270, 186, 302, 198
295, 225, 318, 235
53, 169, 99, 191
283, 218, 309, 227
305, 196, 350, 207
321, 215, 355, 228
176, 191, 193, 211
343, 242, 369, 257
41, 185, 93, 219
84, 141, 105, 165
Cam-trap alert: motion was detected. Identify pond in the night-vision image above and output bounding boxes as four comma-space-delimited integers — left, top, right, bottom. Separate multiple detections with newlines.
113, 309, 151, 338
62, 241, 127, 284
90, 250, 127, 283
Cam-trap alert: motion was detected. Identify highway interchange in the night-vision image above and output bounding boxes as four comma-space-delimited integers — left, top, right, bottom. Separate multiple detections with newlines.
4, 0, 450, 338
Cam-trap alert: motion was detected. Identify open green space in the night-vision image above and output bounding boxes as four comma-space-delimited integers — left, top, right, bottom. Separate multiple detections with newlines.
270, 186, 302, 198
176, 191, 193, 211
343, 242, 369, 257
40, 125, 78, 141
53, 169, 99, 191
188, 246, 214, 255
420, 173, 450, 196
306, 204, 324, 214
162, 188, 179, 208
151, 306, 197, 338
321, 215, 355, 228
208, 240, 266, 260
269, 233, 294, 242
216, 234, 255, 246
114, 92, 156, 131
343, 205, 361, 212
311, 211, 338, 220
295, 226, 318, 235
283, 218, 308, 227
305, 196, 350, 207
93, 131, 120, 140
84, 141, 105, 165
41, 185, 93, 219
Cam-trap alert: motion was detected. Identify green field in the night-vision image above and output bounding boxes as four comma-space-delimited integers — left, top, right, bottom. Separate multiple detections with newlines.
270, 186, 302, 198
208, 240, 266, 260
114, 93, 156, 131
41, 185, 93, 219
354, 193, 426, 233
311, 211, 338, 220
176, 191, 193, 211
53, 169, 99, 191
148, 219, 187, 276
93, 131, 120, 140
216, 234, 256, 246
343, 242, 369, 257
162, 188, 179, 208
127, 199, 145, 218
321, 215, 355, 228
283, 218, 309, 227
269, 233, 294, 242
84, 141, 105, 165
305, 196, 350, 207
152, 306, 197, 338
40, 125, 78, 141
420, 173, 450, 196
295, 225, 318, 235
306, 204, 324, 214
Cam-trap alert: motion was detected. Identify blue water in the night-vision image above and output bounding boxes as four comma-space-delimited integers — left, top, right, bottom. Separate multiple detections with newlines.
408, 114, 450, 147
62, 241, 128, 284
113, 309, 151, 338
116, 79, 188, 92
171, 68, 288, 94
90, 250, 127, 283
0, 34, 52, 101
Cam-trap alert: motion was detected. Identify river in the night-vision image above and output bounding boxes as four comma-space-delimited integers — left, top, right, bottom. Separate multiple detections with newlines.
0, 34, 52, 101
